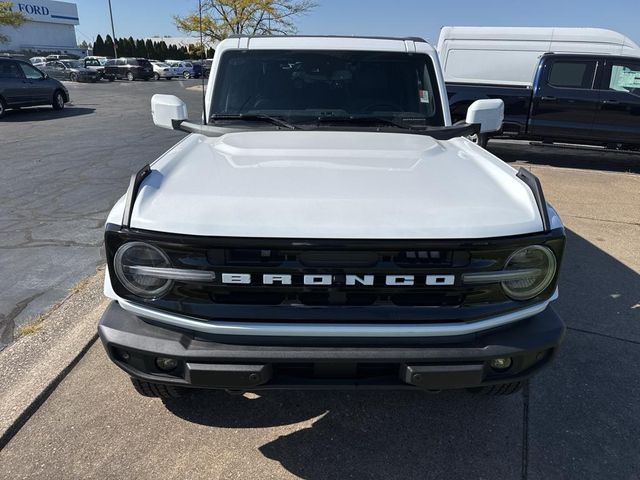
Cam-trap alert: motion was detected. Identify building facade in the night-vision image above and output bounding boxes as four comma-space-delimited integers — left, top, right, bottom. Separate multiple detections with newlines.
1, 0, 82, 55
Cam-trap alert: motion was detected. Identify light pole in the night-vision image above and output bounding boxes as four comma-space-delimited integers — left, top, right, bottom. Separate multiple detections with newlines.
108, 0, 118, 58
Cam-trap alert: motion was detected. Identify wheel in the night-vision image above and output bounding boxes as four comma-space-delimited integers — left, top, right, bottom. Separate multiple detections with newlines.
108, 76, 115, 82
52, 90, 65, 111
126, 71, 134, 81
130, 378, 184, 399
469, 133, 489, 148
69, 72, 78, 82
467, 381, 525, 396
153, 72, 160, 81
0, 97, 6, 118
183, 71, 191, 79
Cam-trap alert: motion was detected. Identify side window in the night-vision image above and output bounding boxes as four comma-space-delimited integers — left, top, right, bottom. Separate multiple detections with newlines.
19, 63, 44, 79
547, 61, 596, 89
607, 63, 640, 95
0, 61, 22, 79
116, 59, 126, 66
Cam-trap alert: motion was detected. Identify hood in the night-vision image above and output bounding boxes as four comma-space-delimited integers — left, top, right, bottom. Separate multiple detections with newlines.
130, 131, 543, 239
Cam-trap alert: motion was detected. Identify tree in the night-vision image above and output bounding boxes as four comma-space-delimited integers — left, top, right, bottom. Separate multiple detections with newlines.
145, 39, 156, 59
105, 34, 115, 57
174, 0, 316, 43
157, 41, 168, 61
0, 1, 26, 44
135, 39, 146, 57
94, 34, 105, 56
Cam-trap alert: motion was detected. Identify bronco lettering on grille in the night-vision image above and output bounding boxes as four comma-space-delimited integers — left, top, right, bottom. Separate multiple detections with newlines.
220, 274, 456, 286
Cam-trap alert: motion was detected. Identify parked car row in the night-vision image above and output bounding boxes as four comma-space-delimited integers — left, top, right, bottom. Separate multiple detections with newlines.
0, 54, 209, 119
29, 55, 211, 82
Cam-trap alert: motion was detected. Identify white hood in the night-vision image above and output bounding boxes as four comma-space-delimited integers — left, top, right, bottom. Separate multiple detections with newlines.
129, 131, 543, 239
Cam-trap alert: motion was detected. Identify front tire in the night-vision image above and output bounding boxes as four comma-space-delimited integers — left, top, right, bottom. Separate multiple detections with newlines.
130, 378, 184, 399
126, 71, 134, 81
183, 71, 191, 79
467, 381, 525, 396
52, 90, 65, 111
0, 97, 6, 118
153, 72, 160, 81
69, 72, 78, 82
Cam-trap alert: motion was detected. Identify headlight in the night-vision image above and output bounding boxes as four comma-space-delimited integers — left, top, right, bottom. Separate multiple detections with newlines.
114, 242, 173, 298
502, 245, 557, 300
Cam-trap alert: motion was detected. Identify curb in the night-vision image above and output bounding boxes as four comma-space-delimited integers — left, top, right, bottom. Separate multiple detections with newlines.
0, 268, 109, 451
0, 335, 97, 450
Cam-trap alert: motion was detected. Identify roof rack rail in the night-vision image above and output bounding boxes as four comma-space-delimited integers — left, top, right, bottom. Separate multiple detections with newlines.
226, 34, 428, 43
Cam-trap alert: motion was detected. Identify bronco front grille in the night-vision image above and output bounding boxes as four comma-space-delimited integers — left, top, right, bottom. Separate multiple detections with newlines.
105, 225, 565, 324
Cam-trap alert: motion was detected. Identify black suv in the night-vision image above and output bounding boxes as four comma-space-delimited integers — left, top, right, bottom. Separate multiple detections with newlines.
0, 58, 69, 118
103, 57, 154, 81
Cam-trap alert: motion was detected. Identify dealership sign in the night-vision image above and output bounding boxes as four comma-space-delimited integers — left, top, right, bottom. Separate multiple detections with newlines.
11, 0, 79, 25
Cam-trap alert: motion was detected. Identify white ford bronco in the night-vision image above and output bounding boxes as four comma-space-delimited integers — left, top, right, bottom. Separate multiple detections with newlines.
98, 36, 566, 398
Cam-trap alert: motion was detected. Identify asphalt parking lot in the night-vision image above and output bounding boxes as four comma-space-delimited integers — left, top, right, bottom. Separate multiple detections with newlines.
0, 81, 639, 479
0, 80, 202, 349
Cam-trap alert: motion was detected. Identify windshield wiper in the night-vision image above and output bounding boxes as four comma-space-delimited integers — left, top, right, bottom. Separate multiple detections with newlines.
210, 114, 299, 130
314, 115, 420, 130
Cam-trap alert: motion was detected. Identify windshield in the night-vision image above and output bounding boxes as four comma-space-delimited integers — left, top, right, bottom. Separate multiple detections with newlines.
156, 63, 169, 68
211, 50, 444, 127
62, 60, 82, 68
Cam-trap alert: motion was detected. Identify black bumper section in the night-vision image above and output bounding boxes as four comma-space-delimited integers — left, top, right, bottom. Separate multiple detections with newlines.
98, 301, 565, 391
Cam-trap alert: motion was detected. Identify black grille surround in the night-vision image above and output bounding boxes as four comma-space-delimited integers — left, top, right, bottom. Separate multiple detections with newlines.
104, 224, 565, 325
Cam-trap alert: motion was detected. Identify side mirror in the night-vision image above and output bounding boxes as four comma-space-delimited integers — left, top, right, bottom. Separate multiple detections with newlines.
466, 99, 504, 134
151, 94, 188, 130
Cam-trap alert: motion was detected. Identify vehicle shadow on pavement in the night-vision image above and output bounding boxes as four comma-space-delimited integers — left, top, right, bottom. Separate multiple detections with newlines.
161, 229, 640, 480
489, 141, 640, 173
164, 388, 524, 479
1, 107, 95, 122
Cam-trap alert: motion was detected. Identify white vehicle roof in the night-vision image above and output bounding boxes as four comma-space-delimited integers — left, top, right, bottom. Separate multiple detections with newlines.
437, 27, 640, 86
204, 35, 449, 123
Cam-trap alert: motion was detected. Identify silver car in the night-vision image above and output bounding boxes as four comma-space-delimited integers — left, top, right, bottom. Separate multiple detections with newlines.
150, 61, 175, 80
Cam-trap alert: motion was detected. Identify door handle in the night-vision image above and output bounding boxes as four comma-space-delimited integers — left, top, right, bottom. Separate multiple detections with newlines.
602, 99, 620, 105
541, 96, 557, 101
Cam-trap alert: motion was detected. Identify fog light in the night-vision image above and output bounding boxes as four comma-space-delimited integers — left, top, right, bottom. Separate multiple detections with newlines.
489, 357, 512, 371
156, 357, 178, 372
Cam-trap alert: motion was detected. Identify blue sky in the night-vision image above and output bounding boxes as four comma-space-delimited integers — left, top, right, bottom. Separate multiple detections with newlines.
74, 0, 640, 45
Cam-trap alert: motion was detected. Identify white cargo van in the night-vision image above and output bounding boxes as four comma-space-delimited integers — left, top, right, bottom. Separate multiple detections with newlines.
437, 27, 640, 86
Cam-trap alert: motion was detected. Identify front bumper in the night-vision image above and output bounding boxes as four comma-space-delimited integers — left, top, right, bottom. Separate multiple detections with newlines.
98, 301, 565, 391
